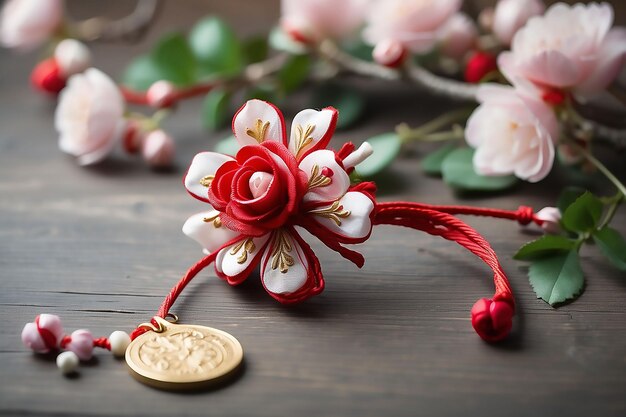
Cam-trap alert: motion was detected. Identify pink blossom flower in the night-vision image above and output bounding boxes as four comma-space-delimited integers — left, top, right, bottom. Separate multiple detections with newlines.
55, 68, 125, 165
0, 0, 63, 51
183, 99, 375, 304
498, 2, 626, 97
437, 12, 478, 60
363, 0, 461, 54
465, 84, 559, 182
281, 0, 369, 42
492, 0, 544, 46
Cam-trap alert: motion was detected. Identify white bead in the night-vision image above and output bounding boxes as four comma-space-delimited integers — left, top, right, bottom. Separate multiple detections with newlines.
56, 351, 79, 375
109, 330, 131, 357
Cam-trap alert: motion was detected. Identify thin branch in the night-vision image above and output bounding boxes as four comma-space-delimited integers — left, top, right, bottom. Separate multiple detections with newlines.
68, 0, 162, 43
121, 53, 288, 106
316, 40, 479, 101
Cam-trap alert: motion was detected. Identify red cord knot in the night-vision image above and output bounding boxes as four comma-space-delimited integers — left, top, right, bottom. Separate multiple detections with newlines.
516, 205, 536, 226
471, 298, 514, 343
93, 337, 111, 350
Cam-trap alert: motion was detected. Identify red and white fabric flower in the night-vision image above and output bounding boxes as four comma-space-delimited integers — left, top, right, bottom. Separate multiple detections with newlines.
183, 99, 375, 304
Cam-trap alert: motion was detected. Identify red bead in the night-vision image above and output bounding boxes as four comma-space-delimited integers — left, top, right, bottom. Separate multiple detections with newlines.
464, 51, 498, 83
321, 167, 334, 177
30, 58, 66, 95
471, 298, 514, 342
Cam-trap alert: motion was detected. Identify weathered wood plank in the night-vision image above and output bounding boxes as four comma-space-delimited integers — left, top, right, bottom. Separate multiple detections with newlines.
0, 1, 625, 416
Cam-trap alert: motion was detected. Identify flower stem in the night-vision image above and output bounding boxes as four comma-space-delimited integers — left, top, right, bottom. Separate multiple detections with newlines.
396, 108, 471, 143
598, 193, 623, 230
569, 141, 626, 197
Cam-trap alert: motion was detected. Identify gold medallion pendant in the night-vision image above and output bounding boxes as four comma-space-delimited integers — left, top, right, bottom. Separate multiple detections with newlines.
125, 316, 244, 391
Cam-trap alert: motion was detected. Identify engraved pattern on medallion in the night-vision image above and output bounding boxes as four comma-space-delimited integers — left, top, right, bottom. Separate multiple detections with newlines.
136, 329, 230, 376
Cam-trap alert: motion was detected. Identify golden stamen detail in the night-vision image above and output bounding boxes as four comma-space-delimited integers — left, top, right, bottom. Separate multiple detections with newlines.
307, 164, 332, 190
199, 175, 214, 188
294, 124, 315, 158
230, 238, 256, 264
308, 200, 351, 226
202, 212, 222, 228
270, 229, 295, 274
246, 119, 270, 143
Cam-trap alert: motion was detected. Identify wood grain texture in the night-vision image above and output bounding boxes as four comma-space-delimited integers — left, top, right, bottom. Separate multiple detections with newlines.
0, 1, 625, 416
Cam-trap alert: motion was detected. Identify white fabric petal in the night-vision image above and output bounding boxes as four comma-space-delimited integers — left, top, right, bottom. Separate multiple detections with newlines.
182, 210, 239, 255
299, 150, 350, 203
215, 234, 271, 277
232, 99, 286, 147
288, 107, 337, 159
260, 230, 309, 295
309, 191, 374, 240
184, 152, 234, 201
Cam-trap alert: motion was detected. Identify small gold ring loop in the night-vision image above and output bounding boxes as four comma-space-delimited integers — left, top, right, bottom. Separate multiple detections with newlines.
165, 313, 179, 323
137, 321, 162, 333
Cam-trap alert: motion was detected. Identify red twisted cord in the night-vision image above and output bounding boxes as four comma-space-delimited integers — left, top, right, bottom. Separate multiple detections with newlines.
379, 202, 540, 226
130, 251, 219, 340
374, 202, 516, 342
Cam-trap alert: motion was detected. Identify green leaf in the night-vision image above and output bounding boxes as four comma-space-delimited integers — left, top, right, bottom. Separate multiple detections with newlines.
529, 251, 585, 306
151, 33, 197, 86
340, 39, 374, 61
441, 148, 518, 191
242, 36, 269, 64
557, 186, 586, 213
189, 16, 243, 77
421, 143, 457, 176
561, 192, 603, 233
278, 54, 311, 93
310, 83, 366, 130
514, 235, 577, 261
268, 26, 307, 54
214, 135, 239, 156
202, 89, 231, 131
122, 55, 168, 91
356, 133, 402, 178
594, 227, 626, 271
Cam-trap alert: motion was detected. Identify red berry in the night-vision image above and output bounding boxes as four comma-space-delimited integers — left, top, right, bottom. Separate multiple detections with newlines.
30, 58, 66, 94
464, 51, 498, 83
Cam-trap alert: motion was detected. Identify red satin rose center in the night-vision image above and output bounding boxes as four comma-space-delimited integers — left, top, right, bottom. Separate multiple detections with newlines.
208, 142, 308, 235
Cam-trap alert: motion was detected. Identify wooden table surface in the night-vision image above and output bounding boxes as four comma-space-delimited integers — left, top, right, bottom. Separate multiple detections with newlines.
1, 1, 625, 416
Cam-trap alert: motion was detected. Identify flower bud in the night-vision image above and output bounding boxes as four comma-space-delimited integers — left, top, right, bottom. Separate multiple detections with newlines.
30, 58, 65, 94
535, 207, 561, 234
146, 80, 176, 108
438, 13, 478, 60
21, 314, 64, 353
281, 16, 317, 44
54, 39, 91, 77
464, 51, 498, 83
142, 130, 175, 168
493, 0, 545, 46
122, 120, 144, 155
372, 39, 406, 68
